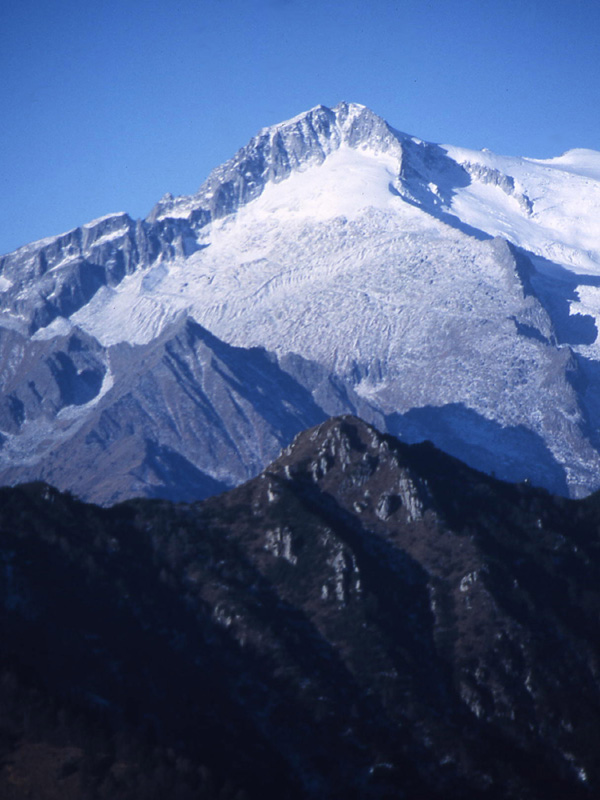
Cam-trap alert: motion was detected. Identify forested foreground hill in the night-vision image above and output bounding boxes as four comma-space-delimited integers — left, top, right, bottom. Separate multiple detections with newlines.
1, 416, 600, 799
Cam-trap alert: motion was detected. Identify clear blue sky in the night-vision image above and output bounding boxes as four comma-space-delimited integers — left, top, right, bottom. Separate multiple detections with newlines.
1, 0, 599, 255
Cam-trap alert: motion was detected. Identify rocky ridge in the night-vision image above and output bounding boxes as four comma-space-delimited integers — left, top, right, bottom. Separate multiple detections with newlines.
2, 103, 600, 500
1, 416, 599, 798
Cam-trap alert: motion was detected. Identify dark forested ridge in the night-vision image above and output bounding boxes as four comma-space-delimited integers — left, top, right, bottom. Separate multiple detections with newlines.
1, 416, 600, 799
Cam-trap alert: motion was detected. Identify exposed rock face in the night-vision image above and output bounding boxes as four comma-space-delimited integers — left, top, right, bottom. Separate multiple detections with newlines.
0, 318, 326, 504
1, 416, 599, 798
2, 102, 600, 501
148, 102, 403, 224
0, 210, 211, 336
0, 105, 396, 336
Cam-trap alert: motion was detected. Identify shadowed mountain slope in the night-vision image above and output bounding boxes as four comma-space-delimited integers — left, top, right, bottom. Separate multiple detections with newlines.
1, 417, 599, 798
0, 317, 326, 503
3, 103, 600, 500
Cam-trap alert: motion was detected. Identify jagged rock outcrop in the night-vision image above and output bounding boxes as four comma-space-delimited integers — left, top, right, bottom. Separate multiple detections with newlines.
1, 417, 599, 798
0, 104, 402, 337
148, 102, 404, 224
0, 211, 204, 336
2, 102, 600, 501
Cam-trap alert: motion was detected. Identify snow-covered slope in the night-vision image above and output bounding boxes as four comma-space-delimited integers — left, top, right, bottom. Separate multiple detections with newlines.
2, 102, 600, 500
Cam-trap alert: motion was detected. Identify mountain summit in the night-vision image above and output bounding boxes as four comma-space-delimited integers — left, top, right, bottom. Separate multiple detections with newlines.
1, 104, 600, 502
149, 101, 404, 224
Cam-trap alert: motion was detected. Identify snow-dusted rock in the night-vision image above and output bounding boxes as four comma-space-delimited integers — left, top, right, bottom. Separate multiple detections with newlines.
2, 102, 600, 500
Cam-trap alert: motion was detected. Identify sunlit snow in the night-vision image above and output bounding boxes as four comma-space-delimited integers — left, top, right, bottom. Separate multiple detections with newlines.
442, 144, 600, 274
4, 102, 600, 497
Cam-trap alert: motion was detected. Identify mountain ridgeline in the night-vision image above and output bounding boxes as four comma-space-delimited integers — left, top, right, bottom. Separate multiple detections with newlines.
0, 105, 400, 336
1, 417, 599, 799
2, 104, 600, 799
2, 103, 600, 501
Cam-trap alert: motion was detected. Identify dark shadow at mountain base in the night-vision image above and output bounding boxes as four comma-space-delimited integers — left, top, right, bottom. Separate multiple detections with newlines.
132, 440, 231, 503
386, 403, 569, 496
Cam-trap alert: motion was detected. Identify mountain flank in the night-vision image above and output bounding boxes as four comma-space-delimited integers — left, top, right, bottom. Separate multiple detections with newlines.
1, 416, 599, 799
3, 103, 600, 501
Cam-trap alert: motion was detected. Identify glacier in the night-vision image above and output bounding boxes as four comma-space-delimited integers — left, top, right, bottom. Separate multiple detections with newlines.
2, 101, 600, 501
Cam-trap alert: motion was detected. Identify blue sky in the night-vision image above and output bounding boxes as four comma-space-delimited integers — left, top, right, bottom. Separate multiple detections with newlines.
1, 0, 599, 255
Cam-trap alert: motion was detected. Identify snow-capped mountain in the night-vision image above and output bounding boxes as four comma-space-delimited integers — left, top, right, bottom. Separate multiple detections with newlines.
2, 102, 600, 501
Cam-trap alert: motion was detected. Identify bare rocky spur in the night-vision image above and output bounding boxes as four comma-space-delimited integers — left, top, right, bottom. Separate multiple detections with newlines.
1, 416, 599, 799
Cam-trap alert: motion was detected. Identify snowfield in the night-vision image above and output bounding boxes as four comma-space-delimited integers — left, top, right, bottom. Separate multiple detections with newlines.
2, 102, 600, 501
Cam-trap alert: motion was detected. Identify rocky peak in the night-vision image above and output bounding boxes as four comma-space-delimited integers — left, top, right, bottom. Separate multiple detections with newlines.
269, 415, 433, 524
2, 418, 600, 798
147, 102, 405, 225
